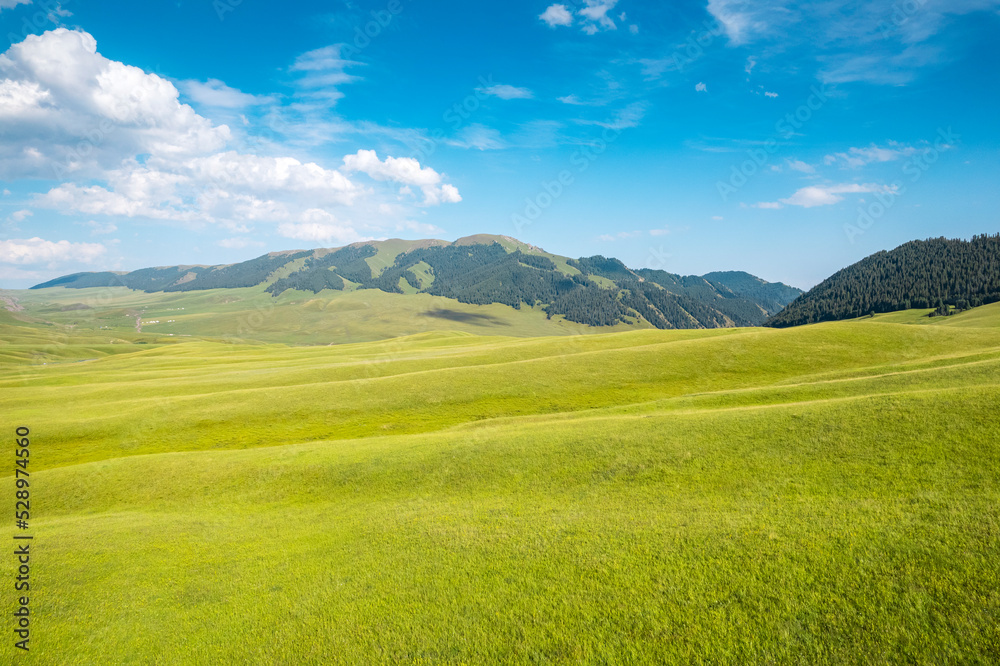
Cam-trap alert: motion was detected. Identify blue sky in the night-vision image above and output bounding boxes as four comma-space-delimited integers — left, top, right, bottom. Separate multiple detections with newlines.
1, 0, 998, 289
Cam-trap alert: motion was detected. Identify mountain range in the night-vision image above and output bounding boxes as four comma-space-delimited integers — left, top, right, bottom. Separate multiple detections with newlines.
32, 235, 802, 330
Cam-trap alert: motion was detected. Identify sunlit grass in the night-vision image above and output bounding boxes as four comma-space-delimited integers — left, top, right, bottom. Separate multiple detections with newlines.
1, 296, 999, 662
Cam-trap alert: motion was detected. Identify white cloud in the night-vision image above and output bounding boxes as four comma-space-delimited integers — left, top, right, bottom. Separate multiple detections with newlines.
712, 216, 724, 220
764, 91, 778, 98
786, 159, 815, 173
395, 219, 443, 235
649, 228, 671, 236
745, 56, 757, 75
824, 142, 925, 168
478, 83, 533, 100
751, 201, 784, 209
277, 210, 370, 245
707, 0, 788, 46
542, 1, 622, 33
289, 44, 362, 102
0, 0, 32, 10
447, 124, 505, 151
39, 151, 366, 228
557, 94, 586, 105
342, 149, 461, 205
85, 220, 117, 235
3, 30, 460, 246
0, 29, 231, 179
773, 182, 890, 208
629, 24, 639, 34
181, 79, 275, 109
600, 230, 642, 241
695, 82, 708, 92
8, 209, 32, 223
579, 0, 620, 31
579, 102, 648, 131
182, 152, 358, 201
218, 237, 265, 249
539, 4, 573, 28
0, 237, 106, 265
709, 1, 1000, 84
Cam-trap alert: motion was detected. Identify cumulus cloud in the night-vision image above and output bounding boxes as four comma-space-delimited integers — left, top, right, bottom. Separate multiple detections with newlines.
0, 237, 106, 266
540, 1, 621, 33
277, 210, 371, 244
477, 83, 533, 100
2, 30, 460, 243
0, 0, 32, 10
342, 149, 461, 205
39, 149, 374, 227
0, 29, 230, 179
7, 209, 32, 223
539, 4, 574, 28
579, 0, 620, 32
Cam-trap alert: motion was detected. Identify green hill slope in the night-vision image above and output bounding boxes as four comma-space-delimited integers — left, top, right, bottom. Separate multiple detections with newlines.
2, 304, 999, 662
30, 235, 802, 329
767, 234, 1000, 327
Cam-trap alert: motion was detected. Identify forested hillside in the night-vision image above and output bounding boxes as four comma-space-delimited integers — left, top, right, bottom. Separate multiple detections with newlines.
767, 235, 1000, 327
32, 236, 802, 329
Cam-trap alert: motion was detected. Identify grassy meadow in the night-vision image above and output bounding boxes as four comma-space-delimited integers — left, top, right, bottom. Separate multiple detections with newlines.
1, 288, 999, 663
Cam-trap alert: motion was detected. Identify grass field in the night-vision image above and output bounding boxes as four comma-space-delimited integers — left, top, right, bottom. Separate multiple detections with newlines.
1, 291, 999, 663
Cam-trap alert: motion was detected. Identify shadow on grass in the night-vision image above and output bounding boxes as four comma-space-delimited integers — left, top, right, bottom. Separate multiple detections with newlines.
419, 309, 512, 326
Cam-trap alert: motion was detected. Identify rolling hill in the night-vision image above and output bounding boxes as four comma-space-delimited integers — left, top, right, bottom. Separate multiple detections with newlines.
31, 235, 801, 329
2, 302, 999, 662
767, 234, 1000, 328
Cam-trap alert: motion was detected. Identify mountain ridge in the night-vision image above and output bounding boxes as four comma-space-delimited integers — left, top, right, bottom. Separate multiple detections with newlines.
32, 235, 802, 330
766, 234, 1000, 327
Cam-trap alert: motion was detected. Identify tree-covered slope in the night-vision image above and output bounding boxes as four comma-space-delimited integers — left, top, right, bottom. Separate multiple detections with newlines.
767, 235, 1000, 328
31, 235, 802, 330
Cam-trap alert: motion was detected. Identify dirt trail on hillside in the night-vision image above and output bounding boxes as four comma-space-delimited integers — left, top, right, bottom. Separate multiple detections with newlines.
2, 296, 24, 312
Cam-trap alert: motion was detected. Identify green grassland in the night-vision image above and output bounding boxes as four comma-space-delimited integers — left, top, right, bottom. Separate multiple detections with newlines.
2, 285, 641, 349
1, 293, 999, 663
